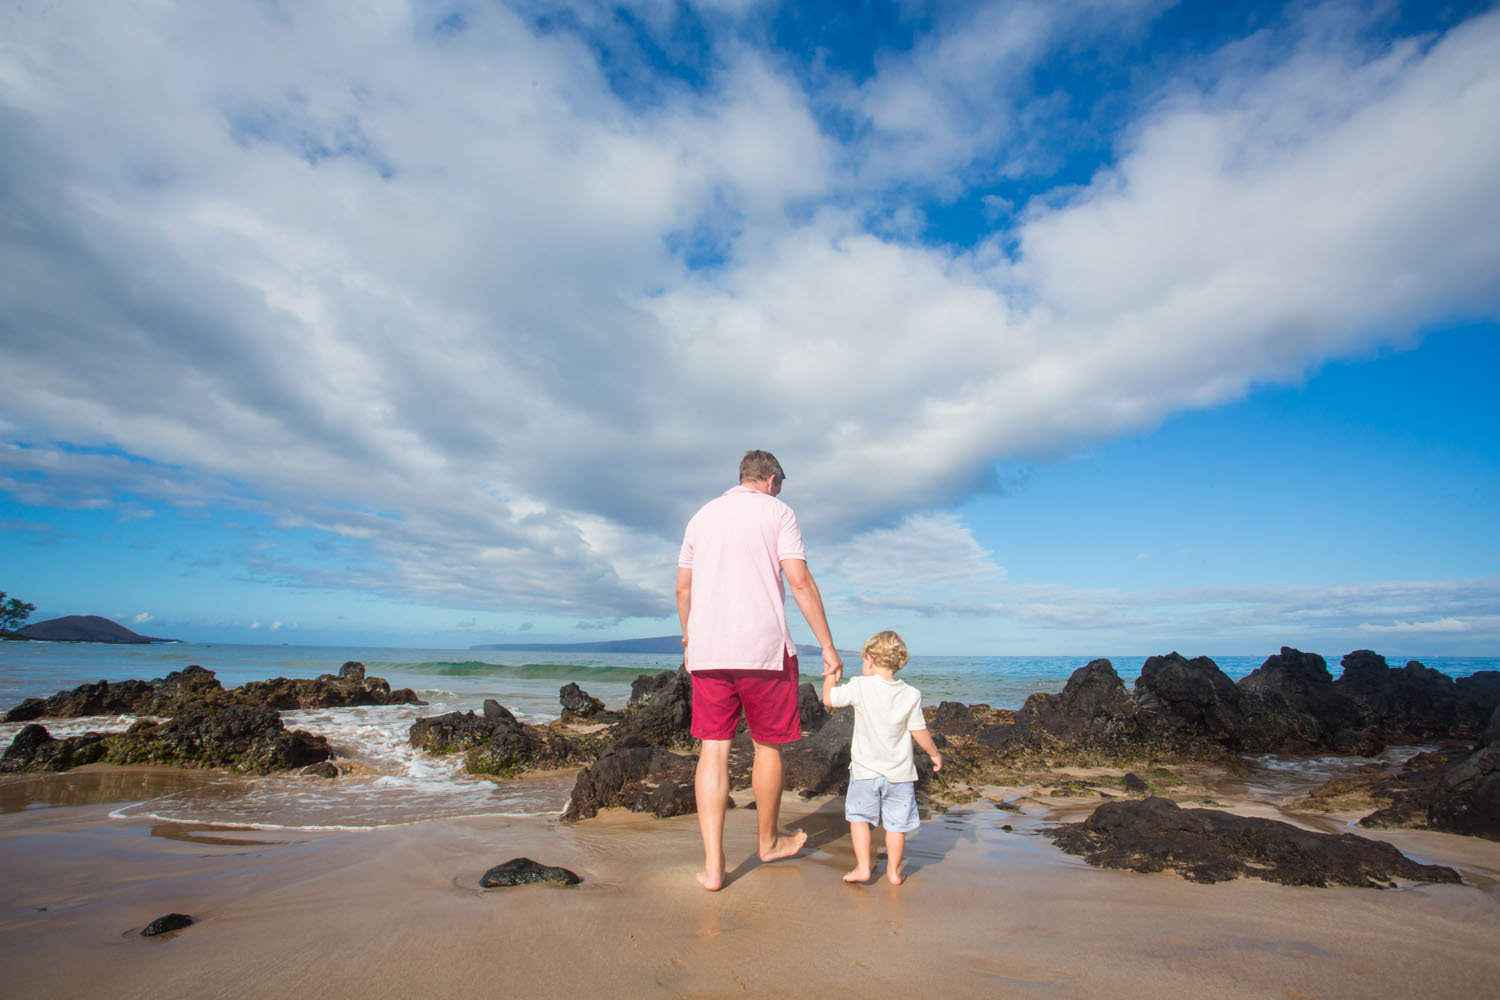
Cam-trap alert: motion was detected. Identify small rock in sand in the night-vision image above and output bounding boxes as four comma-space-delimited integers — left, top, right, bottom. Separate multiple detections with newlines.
479, 858, 582, 888
141, 913, 194, 936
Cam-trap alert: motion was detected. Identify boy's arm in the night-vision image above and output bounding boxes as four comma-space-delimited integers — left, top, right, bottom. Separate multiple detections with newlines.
911, 727, 943, 771
821, 671, 837, 708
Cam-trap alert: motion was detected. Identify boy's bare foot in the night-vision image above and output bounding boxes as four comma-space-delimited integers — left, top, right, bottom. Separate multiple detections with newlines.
757, 828, 807, 862
843, 867, 873, 884
697, 853, 726, 891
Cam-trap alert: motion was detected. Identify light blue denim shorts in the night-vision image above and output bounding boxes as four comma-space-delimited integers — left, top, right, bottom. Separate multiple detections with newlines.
844, 776, 919, 833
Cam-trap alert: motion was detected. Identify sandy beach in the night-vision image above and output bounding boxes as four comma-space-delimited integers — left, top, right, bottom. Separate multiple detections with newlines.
3, 765, 1498, 1000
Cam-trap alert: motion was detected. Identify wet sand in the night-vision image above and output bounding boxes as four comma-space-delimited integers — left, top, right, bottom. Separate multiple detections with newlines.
2, 768, 1499, 999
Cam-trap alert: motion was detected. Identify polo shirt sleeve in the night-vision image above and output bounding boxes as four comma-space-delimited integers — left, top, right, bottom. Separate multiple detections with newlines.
678, 515, 696, 568
776, 503, 806, 562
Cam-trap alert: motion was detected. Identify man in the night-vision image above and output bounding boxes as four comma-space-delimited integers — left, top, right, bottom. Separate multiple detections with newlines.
676, 449, 842, 891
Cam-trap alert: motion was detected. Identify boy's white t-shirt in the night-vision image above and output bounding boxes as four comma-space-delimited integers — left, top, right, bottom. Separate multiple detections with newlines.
827, 674, 926, 782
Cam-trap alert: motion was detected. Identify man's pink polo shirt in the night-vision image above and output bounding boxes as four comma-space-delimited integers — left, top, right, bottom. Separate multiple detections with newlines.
679, 485, 806, 671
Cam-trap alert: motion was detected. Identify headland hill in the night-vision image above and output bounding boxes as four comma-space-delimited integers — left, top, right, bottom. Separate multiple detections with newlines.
3, 614, 175, 644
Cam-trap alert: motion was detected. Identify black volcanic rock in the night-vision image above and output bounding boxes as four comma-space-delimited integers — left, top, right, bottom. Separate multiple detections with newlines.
409, 699, 602, 778
410, 705, 518, 754
932, 701, 980, 736
232, 662, 421, 709
559, 682, 605, 719
16, 614, 171, 643
562, 743, 700, 820
141, 913, 195, 936
780, 708, 853, 796
0, 724, 109, 772
1133, 652, 1246, 748
2, 665, 220, 721
797, 682, 828, 731
1018, 659, 1145, 750
3, 703, 332, 774
1426, 746, 1500, 840
611, 667, 693, 747
1048, 796, 1461, 887
479, 858, 581, 888
972, 720, 1042, 751
3, 663, 420, 723
1333, 650, 1464, 740
1456, 671, 1500, 730
1236, 647, 1376, 754
108, 702, 333, 772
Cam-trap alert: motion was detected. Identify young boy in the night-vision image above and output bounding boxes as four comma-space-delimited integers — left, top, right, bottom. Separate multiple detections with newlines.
821, 630, 942, 885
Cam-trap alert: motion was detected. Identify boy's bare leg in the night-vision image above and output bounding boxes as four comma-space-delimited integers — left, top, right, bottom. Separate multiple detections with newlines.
695, 739, 731, 890
752, 740, 806, 861
886, 831, 907, 885
845, 821, 873, 882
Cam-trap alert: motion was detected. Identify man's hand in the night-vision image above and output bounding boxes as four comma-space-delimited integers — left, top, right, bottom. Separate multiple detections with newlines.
931, 752, 943, 773
821, 646, 843, 680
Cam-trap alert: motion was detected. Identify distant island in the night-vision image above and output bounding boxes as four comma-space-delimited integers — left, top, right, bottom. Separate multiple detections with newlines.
12, 615, 175, 644
471, 635, 833, 658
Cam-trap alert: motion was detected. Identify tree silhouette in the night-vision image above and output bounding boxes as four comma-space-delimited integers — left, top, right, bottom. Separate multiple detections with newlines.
1, 592, 37, 634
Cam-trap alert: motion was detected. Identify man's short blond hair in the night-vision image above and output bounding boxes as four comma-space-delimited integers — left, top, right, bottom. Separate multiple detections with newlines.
739, 449, 785, 484
862, 630, 910, 672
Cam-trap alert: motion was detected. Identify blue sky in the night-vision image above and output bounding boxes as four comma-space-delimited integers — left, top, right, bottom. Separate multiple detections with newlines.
2, 1, 1497, 656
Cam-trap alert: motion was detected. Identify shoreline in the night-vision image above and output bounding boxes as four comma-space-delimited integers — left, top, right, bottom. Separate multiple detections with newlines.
3, 765, 1499, 998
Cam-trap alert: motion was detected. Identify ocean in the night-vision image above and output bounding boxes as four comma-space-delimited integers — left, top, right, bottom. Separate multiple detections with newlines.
3, 641, 1496, 831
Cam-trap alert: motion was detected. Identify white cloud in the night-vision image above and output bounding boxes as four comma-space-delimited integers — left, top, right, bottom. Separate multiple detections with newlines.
132, 612, 154, 625
821, 512, 1007, 617
0, 2, 1497, 627
978, 578, 1500, 651
1357, 617, 1471, 635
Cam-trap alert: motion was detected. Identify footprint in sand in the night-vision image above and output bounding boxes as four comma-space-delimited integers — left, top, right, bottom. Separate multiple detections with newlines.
654, 957, 690, 988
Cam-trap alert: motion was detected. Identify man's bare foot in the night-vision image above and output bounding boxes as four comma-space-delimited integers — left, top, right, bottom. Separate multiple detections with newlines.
887, 868, 905, 886
697, 853, 726, 891
757, 828, 807, 862
843, 867, 873, 883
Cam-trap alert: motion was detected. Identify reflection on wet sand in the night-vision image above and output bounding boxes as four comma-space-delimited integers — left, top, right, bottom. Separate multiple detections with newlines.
147, 821, 300, 847
0, 765, 236, 814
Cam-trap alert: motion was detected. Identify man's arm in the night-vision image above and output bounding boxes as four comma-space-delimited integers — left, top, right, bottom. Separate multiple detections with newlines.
781, 557, 842, 678
675, 567, 692, 651
912, 728, 943, 772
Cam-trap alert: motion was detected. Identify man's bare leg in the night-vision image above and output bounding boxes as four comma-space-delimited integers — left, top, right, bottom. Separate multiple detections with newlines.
695, 739, 731, 890
886, 831, 906, 885
752, 740, 806, 862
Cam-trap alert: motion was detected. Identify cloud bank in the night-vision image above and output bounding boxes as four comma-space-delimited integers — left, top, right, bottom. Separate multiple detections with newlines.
2, 2, 1497, 639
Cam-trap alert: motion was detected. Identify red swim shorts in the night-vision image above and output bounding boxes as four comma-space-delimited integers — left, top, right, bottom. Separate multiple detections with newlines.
689, 650, 801, 744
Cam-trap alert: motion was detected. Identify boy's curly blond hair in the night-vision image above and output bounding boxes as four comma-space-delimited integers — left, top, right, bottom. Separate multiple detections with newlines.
862, 630, 909, 672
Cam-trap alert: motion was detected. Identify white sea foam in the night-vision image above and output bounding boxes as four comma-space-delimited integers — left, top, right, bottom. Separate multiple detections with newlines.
8, 702, 577, 829
0, 714, 153, 743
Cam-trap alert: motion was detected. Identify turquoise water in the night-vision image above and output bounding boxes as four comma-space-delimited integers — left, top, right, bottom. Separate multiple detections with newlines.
3, 642, 1493, 830
3, 641, 1495, 718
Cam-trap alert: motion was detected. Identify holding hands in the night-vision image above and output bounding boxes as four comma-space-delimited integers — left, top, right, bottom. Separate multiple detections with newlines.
821, 646, 843, 682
